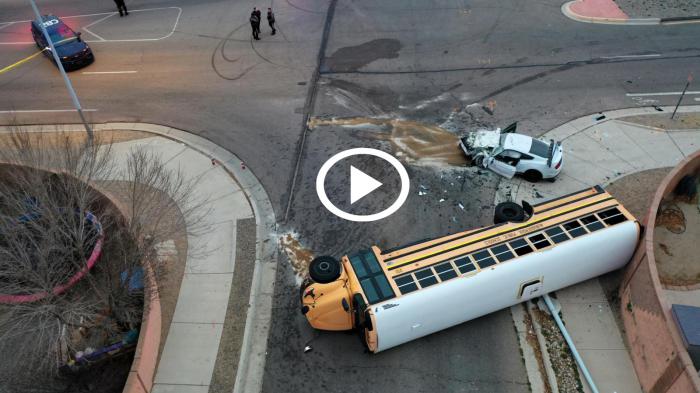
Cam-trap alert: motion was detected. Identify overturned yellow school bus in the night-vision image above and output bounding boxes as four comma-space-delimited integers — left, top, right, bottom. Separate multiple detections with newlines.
300, 186, 640, 352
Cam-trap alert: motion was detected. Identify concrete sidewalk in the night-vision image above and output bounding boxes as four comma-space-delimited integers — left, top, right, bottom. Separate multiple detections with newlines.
0, 123, 278, 393
502, 105, 700, 393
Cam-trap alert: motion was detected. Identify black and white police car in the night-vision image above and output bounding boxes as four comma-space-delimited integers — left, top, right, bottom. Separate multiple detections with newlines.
31, 15, 94, 71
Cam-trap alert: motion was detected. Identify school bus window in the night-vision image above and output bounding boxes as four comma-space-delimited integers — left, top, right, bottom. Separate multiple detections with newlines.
545, 226, 569, 244
598, 207, 626, 226
473, 250, 496, 268
491, 244, 515, 262
395, 274, 418, 295
415, 267, 438, 288
350, 255, 366, 276
361, 278, 380, 303
563, 220, 586, 238
377, 275, 394, 296
510, 238, 533, 256
454, 256, 476, 274
363, 250, 382, 273
581, 214, 605, 232
434, 262, 458, 281
529, 233, 551, 249
350, 251, 395, 304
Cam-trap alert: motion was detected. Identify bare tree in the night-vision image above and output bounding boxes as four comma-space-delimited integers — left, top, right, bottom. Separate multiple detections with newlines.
0, 127, 207, 386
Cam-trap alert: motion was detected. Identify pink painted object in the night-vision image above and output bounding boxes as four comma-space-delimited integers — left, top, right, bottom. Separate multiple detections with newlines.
570, 0, 628, 19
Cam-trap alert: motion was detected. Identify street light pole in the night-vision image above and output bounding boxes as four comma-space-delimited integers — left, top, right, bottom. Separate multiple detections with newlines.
28, 0, 94, 144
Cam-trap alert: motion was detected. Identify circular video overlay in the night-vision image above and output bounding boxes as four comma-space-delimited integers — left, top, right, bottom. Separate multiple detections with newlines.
315, 148, 410, 222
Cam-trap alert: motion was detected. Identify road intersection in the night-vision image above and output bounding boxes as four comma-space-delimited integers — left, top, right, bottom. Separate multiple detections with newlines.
1, 0, 699, 392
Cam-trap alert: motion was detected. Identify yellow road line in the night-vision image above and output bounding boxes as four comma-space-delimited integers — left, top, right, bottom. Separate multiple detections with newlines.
0, 48, 47, 75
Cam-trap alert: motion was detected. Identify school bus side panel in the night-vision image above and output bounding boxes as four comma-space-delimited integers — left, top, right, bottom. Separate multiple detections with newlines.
371, 221, 639, 352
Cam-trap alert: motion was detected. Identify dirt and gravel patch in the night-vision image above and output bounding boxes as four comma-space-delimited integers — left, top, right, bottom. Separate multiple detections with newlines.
654, 183, 700, 287
619, 113, 700, 131
606, 167, 672, 219
612, 0, 700, 18
522, 306, 553, 393
533, 308, 584, 393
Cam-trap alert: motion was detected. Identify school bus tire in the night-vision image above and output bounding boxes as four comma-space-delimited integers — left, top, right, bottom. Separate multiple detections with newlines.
309, 256, 342, 284
494, 202, 525, 224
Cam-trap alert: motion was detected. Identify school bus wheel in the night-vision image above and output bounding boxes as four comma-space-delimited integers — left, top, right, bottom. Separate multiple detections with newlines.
309, 256, 342, 283
494, 202, 525, 224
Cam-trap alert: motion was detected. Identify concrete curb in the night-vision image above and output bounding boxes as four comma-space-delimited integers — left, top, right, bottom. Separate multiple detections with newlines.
0, 122, 279, 393
510, 304, 553, 393
546, 104, 700, 140
660, 16, 700, 24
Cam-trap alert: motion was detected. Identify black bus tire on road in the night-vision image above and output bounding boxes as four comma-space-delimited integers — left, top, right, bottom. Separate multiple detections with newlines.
494, 202, 525, 224
309, 255, 342, 284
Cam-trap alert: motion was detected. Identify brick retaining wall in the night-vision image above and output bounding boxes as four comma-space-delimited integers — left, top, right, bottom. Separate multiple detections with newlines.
621, 150, 700, 393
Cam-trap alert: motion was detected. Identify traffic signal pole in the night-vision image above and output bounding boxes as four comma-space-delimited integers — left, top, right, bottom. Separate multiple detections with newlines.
28, 0, 94, 144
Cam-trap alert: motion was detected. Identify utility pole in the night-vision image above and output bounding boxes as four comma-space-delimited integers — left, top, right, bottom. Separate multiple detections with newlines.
28, 0, 94, 144
671, 73, 693, 120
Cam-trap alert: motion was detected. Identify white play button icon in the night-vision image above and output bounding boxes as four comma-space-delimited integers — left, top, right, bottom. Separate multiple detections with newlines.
316, 148, 410, 222
350, 166, 383, 204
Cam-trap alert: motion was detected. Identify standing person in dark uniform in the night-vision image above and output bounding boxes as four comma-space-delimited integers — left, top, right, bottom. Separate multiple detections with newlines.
254, 8, 262, 36
250, 8, 260, 40
267, 7, 276, 35
114, 0, 128, 17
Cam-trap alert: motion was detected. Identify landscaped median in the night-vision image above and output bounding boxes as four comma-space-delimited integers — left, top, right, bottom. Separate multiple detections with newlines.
0, 122, 277, 393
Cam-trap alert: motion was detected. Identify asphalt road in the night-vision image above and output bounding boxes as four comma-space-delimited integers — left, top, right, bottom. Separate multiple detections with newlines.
1, 0, 699, 392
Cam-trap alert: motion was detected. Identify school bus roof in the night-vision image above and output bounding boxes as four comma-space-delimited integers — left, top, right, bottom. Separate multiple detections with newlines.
376, 186, 633, 276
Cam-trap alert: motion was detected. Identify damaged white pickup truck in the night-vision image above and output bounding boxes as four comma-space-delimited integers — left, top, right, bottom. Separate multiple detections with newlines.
459, 123, 563, 182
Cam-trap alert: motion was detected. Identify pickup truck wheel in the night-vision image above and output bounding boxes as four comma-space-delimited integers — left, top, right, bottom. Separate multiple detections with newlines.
523, 170, 543, 183
309, 256, 341, 284
494, 202, 525, 224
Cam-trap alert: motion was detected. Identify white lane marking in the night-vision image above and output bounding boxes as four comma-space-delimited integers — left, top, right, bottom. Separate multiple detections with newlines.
0, 109, 98, 113
601, 54, 661, 59
82, 71, 137, 74
0, 7, 182, 44
0, 22, 14, 31
85, 7, 183, 43
81, 13, 116, 41
0, 6, 181, 24
695, 98, 700, 101
626, 91, 700, 97
82, 26, 106, 41
82, 12, 116, 29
